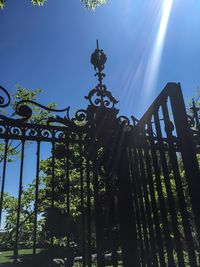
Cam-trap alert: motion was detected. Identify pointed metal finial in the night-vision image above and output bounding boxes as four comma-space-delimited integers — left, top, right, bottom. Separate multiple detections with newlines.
96, 39, 99, 50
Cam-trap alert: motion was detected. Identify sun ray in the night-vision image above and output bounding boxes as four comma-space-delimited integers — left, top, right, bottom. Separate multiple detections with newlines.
143, 0, 173, 101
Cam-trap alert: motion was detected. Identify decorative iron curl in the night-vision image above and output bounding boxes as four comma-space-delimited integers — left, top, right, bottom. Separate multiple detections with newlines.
40, 129, 52, 139
164, 120, 175, 134
15, 100, 70, 121
25, 128, 38, 138
0, 86, 11, 108
118, 116, 130, 126
55, 130, 65, 140
0, 125, 6, 135
15, 104, 32, 121
10, 126, 22, 136
85, 85, 118, 109
73, 109, 88, 124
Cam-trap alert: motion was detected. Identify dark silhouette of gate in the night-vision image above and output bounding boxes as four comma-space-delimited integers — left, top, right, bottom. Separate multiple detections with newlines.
0, 44, 199, 266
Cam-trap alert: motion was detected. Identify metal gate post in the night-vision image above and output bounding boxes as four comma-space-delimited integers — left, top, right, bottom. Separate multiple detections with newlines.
116, 132, 138, 267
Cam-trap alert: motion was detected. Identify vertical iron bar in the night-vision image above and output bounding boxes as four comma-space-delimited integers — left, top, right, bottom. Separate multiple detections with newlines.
134, 147, 152, 266
51, 142, 55, 209
66, 143, 70, 215
154, 110, 185, 266
51, 142, 55, 249
108, 183, 118, 267
99, 123, 124, 267
147, 121, 176, 267
93, 157, 105, 267
128, 146, 148, 267
33, 141, 40, 257
115, 129, 138, 267
79, 141, 86, 266
111, 224, 118, 267
137, 145, 159, 267
162, 100, 197, 266
0, 139, 8, 227
86, 159, 92, 267
65, 142, 70, 267
14, 140, 25, 261
141, 131, 167, 267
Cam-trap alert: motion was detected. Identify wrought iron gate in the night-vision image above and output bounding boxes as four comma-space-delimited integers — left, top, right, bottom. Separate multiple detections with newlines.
128, 84, 200, 267
0, 44, 199, 267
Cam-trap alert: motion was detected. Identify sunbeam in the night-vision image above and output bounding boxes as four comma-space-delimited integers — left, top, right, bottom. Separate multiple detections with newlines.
143, 0, 173, 100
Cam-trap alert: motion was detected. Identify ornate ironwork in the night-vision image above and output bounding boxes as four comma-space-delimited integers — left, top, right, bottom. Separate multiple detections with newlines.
0, 41, 133, 145
85, 41, 118, 109
0, 85, 10, 108
0, 87, 70, 123
0, 45, 200, 267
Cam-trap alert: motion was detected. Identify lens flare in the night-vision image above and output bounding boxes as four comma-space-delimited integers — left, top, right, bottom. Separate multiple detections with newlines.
143, 0, 173, 99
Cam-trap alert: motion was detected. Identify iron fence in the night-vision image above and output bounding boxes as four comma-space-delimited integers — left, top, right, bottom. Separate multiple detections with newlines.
0, 45, 199, 266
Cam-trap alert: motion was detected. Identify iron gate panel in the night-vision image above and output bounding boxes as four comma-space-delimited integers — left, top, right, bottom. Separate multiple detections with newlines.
0, 45, 200, 267
128, 83, 200, 266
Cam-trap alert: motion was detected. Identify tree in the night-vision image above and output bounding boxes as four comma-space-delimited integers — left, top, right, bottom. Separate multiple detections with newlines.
0, 85, 59, 250
0, 85, 94, 259
0, 0, 107, 10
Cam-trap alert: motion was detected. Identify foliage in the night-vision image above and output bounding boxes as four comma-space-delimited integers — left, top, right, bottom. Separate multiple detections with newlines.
1, 144, 92, 254
187, 89, 200, 116
31, 0, 47, 7
1, 189, 42, 250
0, 0, 106, 10
0, 85, 60, 250
0, 85, 85, 252
0, 84, 56, 163
13, 84, 57, 124
82, 0, 106, 9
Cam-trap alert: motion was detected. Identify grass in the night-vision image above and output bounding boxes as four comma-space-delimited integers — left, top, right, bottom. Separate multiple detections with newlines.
0, 249, 43, 266
0, 249, 123, 266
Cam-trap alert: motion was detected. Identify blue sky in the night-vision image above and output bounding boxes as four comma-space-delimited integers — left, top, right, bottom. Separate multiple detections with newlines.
1, 0, 200, 120
1, 0, 200, 228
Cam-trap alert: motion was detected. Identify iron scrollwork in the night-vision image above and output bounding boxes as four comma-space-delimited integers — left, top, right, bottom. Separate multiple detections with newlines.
85, 84, 118, 109
86, 40, 119, 110
0, 42, 135, 143
0, 85, 70, 124
0, 85, 11, 108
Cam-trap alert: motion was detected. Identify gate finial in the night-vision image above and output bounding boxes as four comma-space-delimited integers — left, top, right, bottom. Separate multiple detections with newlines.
96, 39, 99, 50
90, 40, 107, 88
85, 41, 119, 109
